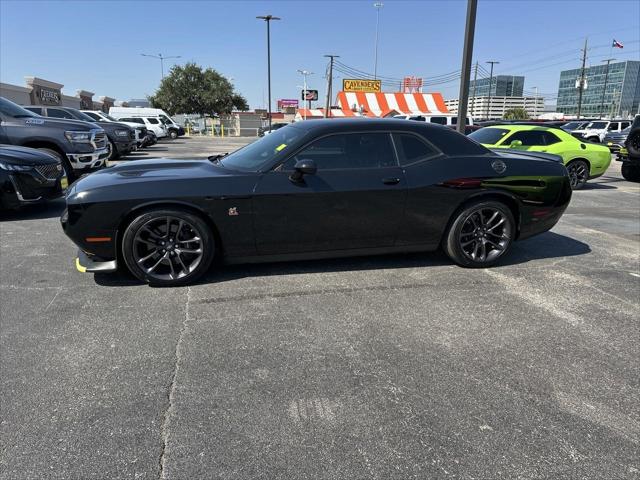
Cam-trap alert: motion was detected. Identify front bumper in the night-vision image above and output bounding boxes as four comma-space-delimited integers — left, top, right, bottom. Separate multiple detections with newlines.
76, 249, 118, 273
1, 170, 64, 208
114, 139, 136, 155
67, 147, 109, 171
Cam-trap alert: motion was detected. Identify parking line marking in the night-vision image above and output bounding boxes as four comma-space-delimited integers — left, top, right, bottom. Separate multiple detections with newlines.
630, 272, 640, 278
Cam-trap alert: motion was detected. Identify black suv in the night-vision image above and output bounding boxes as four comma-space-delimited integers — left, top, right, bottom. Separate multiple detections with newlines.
24, 106, 135, 160
0, 97, 108, 181
621, 115, 640, 182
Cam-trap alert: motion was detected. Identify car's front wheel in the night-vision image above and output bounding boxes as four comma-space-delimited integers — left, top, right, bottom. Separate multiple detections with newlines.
443, 200, 515, 268
122, 209, 215, 286
169, 130, 178, 139
566, 159, 589, 190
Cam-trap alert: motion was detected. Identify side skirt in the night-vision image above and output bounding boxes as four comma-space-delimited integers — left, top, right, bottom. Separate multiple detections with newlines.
223, 243, 438, 265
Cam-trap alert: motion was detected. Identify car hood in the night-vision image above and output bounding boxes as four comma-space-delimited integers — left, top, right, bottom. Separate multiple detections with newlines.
71, 158, 237, 191
0, 144, 60, 166
491, 149, 563, 163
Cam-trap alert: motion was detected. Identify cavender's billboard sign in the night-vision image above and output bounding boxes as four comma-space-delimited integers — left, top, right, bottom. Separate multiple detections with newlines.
342, 79, 381, 92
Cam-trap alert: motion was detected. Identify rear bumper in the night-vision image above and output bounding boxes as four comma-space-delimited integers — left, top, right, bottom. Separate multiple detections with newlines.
76, 249, 118, 273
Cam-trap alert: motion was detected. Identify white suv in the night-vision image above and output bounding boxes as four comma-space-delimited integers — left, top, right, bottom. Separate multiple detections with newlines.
110, 115, 168, 139
582, 120, 632, 143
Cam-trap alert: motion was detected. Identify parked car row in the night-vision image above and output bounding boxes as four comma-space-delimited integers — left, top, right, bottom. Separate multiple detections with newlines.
0, 97, 188, 209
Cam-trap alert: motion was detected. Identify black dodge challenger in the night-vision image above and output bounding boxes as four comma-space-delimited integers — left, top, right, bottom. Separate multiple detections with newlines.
61, 119, 572, 286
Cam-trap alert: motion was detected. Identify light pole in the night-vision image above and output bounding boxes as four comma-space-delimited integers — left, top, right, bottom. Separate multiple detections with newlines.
298, 70, 314, 117
373, 2, 383, 79
599, 58, 615, 119
257, 15, 281, 131
456, 0, 477, 133
140, 53, 182, 80
485, 60, 499, 120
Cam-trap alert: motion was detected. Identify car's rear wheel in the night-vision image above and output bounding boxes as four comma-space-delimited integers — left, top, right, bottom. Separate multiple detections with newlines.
566, 159, 589, 190
37, 147, 76, 183
443, 201, 515, 268
587, 136, 600, 143
122, 209, 215, 286
169, 130, 178, 139
621, 164, 640, 183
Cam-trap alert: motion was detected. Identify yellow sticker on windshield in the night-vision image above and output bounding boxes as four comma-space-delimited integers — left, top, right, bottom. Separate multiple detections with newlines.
275, 143, 287, 152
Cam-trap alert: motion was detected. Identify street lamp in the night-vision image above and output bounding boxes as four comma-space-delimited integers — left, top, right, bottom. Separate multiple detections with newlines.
257, 14, 281, 131
140, 53, 182, 80
297, 69, 314, 118
373, 2, 383, 79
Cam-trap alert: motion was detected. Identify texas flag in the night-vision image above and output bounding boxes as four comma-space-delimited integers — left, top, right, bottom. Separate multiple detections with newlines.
612, 39, 624, 49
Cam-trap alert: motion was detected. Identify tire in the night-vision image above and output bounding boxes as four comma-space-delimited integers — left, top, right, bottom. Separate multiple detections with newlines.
587, 136, 600, 143
169, 130, 178, 140
626, 130, 640, 157
566, 159, 589, 190
443, 200, 515, 268
621, 164, 640, 183
107, 139, 120, 161
122, 208, 215, 286
37, 148, 77, 183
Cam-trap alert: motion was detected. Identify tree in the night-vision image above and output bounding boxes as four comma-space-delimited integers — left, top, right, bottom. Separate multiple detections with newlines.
503, 107, 529, 120
148, 63, 248, 116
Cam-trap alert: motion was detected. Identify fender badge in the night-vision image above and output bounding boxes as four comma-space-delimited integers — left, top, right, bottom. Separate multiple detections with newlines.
25, 118, 45, 125
491, 159, 507, 174
228, 207, 239, 216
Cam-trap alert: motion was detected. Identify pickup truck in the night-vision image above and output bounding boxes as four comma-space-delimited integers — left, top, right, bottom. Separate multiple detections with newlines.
24, 106, 135, 160
0, 97, 108, 181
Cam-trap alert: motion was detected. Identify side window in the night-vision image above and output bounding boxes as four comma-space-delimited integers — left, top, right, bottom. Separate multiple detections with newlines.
505, 130, 546, 146
607, 123, 618, 131
47, 108, 74, 119
147, 118, 159, 124
409, 116, 426, 122
542, 131, 561, 145
24, 107, 43, 115
284, 133, 396, 170
393, 133, 440, 166
430, 116, 447, 125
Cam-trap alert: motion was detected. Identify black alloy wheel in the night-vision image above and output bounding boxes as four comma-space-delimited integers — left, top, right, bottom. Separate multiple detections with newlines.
107, 139, 120, 161
444, 201, 515, 268
169, 130, 178, 140
122, 209, 215, 286
566, 160, 589, 190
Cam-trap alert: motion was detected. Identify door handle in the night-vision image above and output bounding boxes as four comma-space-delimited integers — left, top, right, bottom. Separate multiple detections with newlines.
382, 177, 400, 185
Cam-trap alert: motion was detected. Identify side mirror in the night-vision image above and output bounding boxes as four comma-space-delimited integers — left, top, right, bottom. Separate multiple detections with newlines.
509, 140, 523, 148
289, 159, 317, 182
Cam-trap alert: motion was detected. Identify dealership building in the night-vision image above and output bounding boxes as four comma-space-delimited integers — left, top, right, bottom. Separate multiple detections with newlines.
556, 60, 640, 117
1, 76, 119, 112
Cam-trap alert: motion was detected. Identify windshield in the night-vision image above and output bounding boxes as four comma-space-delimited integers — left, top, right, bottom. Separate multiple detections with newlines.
468, 127, 510, 145
562, 122, 582, 130
102, 113, 118, 121
0, 97, 38, 118
586, 121, 607, 129
221, 125, 306, 172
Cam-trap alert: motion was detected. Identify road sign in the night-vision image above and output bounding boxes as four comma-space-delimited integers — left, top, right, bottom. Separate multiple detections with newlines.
301, 90, 318, 101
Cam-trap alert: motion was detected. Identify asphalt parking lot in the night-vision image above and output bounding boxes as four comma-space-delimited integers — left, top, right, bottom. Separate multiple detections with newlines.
1, 137, 639, 479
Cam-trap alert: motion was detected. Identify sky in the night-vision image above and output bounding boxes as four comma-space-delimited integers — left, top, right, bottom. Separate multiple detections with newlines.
1, 0, 639, 110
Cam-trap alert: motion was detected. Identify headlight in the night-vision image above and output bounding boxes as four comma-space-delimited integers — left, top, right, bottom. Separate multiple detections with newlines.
0, 161, 32, 171
114, 129, 130, 137
65, 131, 91, 143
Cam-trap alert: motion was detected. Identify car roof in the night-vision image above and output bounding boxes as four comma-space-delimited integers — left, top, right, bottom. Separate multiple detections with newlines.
482, 124, 569, 133
290, 117, 450, 134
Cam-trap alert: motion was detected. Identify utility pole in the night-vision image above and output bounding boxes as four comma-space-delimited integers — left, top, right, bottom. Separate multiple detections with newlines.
456, 0, 477, 133
599, 58, 615, 119
485, 60, 499, 120
576, 38, 588, 119
257, 15, 281, 131
324, 55, 339, 118
373, 2, 383, 79
470, 61, 478, 118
